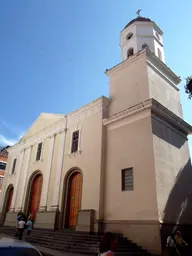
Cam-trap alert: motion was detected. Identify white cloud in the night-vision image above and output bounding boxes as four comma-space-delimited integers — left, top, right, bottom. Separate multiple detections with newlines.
0, 119, 21, 136
0, 119, 25, 147
0, 135, 17, 146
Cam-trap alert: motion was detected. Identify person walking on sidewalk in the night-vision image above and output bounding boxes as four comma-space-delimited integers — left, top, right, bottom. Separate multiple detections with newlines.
26, 217, 33, 239
174, 231, 188, 256
166, 234, 180, 256
17, 218, 26, 240
15, 211, 23, 238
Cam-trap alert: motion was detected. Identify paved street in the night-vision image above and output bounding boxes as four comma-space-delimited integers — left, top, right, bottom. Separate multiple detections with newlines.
34, 245, 88, 256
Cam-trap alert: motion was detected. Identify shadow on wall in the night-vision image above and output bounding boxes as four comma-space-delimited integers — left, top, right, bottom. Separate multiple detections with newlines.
152, 117, 192, 246
160, 159, 192, 246
152, 117, 186, 149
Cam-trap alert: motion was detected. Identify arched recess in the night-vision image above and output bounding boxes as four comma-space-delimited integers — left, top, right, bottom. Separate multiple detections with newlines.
60, 168, 83, 229
142, 43, 148, 50
0, 184, 14, 225
127, 47, 134, 58
23, 171, 43, 221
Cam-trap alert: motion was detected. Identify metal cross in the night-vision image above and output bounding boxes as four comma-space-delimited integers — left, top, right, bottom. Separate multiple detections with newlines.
136, 9, 142, 16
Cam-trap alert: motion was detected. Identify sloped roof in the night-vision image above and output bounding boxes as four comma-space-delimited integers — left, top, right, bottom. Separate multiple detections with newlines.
0, 146, 10, 157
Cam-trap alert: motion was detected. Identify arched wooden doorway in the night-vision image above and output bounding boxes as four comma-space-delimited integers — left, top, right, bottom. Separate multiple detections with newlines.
65, 171, 82, 229
0, 185, 14, 225
26, 173, 43, 220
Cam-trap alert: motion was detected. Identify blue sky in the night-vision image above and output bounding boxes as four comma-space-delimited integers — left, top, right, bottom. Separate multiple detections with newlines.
0, 0, 191, 155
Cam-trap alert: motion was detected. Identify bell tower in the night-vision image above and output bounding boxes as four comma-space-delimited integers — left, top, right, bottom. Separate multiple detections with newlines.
120, 12, 165, 62
104, 12, 192, 256
106, 13, 182, 118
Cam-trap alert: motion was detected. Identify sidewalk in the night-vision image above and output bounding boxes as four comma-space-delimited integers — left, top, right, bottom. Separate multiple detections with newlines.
0, 233, 86, 256
34, 244, 87, 256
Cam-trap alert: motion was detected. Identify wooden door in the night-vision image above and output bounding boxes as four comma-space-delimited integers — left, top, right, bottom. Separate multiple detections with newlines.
68, 172, 82, 228
28, 175, 43, 220
7, 188, 13, 212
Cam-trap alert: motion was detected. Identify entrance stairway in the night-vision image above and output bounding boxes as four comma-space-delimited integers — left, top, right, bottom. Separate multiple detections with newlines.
0, 226, 153, 255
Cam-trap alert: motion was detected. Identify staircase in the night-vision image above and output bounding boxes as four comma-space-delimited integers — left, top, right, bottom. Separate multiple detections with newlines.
0, 226, 152, 255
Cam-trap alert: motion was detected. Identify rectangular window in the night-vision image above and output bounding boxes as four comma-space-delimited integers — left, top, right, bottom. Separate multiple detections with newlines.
36, 142, 43, 161
0, 162, 6, 171
71, 130, 79, 153
12, 158, 17, 174
122, 168, 133, 191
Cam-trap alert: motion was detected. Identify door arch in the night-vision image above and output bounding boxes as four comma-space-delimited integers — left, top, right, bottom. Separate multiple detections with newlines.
25, 172, 43, 221
0, 185, 14, 225
62, 170, 83, 229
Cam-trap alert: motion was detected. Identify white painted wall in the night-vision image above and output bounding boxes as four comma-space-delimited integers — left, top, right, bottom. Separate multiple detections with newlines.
154, 40, 165, 62
120, 24, 137, 60
120, 21, 165, 62
147, 65, 183, 118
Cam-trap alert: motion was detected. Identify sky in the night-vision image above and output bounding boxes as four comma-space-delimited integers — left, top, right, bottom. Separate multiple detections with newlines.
0, 0, 191, 155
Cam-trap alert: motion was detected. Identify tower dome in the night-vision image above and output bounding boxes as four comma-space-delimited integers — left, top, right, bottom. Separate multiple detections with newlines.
120, 15, 165, 62
124, 16, 152, 29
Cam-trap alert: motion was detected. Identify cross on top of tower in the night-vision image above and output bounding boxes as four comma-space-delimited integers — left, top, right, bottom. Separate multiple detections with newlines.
136, 9, 142, 17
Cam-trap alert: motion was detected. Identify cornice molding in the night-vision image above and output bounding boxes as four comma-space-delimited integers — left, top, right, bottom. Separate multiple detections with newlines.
104, 98, 192, 136
151, 99, 192, 135
103, 100, 152, 126
105, 49, 181, 91
146, 49, 181, 86
105, 50, 145, 76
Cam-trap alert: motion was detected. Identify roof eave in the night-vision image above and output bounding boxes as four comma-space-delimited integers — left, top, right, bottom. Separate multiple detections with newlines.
151, 99, 192, 135
152, 21, 163, 35
146, 49, 181, 85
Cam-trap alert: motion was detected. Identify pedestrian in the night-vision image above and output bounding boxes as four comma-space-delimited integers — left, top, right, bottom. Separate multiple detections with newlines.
26, 217, 33, 239
15, 211, 22, 237
166, 233, 179, 256
174, 231, 188, 246
17, 211, 22, 222
98, 232, 118, 256
26, 212, 32, 221
17, 218, 26, 240
174, 231, 188, 255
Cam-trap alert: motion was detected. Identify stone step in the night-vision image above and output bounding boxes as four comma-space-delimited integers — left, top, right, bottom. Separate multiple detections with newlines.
3, 233, 147, 253
31, 234, 100, 243
31, 240, 98, 255
1, 229, 101, 242
1, 230, 148, 253
7, 228, 99, 236
30, 238, 99, 250
0, 226, 151, 255
30, 236, 140, 250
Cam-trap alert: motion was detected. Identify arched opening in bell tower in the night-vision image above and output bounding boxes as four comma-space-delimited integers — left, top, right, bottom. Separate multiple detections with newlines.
127, 48, 134, 58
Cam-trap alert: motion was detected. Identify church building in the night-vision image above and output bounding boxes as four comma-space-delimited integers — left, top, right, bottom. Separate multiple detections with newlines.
0, 15, 192, 254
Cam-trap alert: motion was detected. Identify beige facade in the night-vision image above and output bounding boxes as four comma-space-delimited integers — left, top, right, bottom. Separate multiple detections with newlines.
0, 97, 109, 228
0, 16, 192, 254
